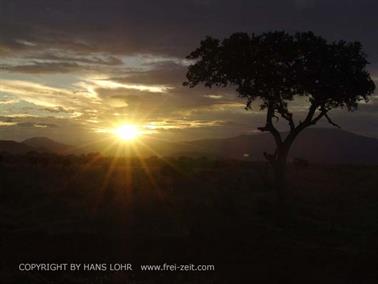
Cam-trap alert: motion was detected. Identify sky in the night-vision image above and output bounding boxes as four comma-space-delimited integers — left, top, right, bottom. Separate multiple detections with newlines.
0, 0, 377, 145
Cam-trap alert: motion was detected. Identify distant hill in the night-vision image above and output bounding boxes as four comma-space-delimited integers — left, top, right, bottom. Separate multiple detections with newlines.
181, 128, 378, 164
86, 128, 378, 164
0, 137, 72, 155
1, 128, 378, 164
0, 141, 35, 154
22, 137, 72, 154
288, 128, 378, 164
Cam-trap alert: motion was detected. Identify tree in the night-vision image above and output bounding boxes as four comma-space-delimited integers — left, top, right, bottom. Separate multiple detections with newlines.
184, 31, 375, 201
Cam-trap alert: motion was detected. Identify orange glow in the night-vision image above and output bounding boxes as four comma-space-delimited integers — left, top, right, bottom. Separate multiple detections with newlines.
113, 124, 141, 141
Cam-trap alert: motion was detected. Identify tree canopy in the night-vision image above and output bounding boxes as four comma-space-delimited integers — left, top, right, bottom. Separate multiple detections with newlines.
184, 31, 375, 135
184, 31, 375, 200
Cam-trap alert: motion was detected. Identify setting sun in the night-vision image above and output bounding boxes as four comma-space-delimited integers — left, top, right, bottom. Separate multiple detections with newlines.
114, 124, 141, 141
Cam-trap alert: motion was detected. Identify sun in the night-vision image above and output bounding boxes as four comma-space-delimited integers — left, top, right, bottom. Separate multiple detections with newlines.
114, 124, 141, 141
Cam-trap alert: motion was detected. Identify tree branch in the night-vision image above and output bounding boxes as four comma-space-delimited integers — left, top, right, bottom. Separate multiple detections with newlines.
303, 103, 318, 125
276, 98, 295, 131
324, 113, 341, 128
280, 111, 295, 131
257, 103, 282, 146
310, 110, 325, 125
284, 102, 319, 149
309, 106, 340, 128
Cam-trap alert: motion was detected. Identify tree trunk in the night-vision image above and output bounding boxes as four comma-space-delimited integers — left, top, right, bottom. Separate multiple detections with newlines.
271, 130, 298, 202
265, 123, 309, 223
271, 151, 290, 225
272, 153, 288, 203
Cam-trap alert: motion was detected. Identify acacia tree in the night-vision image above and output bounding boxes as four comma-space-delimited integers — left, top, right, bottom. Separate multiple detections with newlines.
184, 31, 375, 200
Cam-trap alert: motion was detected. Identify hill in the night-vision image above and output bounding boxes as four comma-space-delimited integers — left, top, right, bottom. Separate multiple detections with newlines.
184, 128, 378, 164
83, 128, 378, 164
0, 140, 35, 154
22, 137, 71, 154
1, 128, 378, 164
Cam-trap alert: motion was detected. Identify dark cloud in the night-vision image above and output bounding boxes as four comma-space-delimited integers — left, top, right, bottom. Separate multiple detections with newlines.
0, 0, 377, 61
0, 62, 81, 73
0, 0, 377, 142
31, 51, 123, 66
16, 122, 58, 128
0, 50, 124, 73
0, 116, 14, 123
112, 62, 187, 86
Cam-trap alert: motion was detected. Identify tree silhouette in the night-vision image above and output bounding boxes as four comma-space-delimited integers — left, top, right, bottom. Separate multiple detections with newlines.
184, 31, 375, 201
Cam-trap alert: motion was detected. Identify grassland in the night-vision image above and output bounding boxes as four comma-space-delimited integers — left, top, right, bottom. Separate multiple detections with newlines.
0, 154, 377, 283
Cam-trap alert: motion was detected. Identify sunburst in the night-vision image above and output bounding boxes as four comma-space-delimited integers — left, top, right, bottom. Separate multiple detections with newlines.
113, 124, 141, 141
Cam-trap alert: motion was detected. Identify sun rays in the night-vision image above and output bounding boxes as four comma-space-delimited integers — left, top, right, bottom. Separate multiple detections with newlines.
113, 124, 141, 141
70, 119, 184, 208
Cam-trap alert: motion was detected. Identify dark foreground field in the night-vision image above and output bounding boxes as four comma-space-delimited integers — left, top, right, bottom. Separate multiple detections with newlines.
1, 154, 378, 283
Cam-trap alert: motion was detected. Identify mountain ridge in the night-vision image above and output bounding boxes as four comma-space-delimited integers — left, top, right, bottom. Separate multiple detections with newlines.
0, 128, 377, 164
22, 137, 71, 154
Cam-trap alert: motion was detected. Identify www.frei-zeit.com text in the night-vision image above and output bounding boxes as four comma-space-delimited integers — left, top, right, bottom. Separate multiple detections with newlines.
18, 263, 216, 272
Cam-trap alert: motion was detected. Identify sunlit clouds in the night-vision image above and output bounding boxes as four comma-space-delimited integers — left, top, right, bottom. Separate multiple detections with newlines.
0, 79, 78, 108
83, 76, 171, 93
0, 50, 248, 144
0, 0, 377, 143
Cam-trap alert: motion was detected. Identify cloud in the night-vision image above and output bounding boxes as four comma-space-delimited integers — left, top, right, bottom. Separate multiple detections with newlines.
1, 62, 82, 73
112, 61, 187, 86
0, 121, 17, 127
0, 0, 377, 143
30, 50, 123, 66
85, 77, 171, 93
0, 0, 377, 61
0, 49, 125, 74
43, 106, 74, 113
0, 79, 83, 108
16, 122, 58, 128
